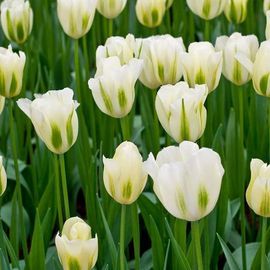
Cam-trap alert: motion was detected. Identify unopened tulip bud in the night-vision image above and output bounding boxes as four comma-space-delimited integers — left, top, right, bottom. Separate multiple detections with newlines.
264, 0, 270, 14
215, 32, 258, 85
55, 217, 98, 270
181, 42, 222, 93
57, 0, 97, 39
0, 96, 5, 114
144, 141, 224, 221
156, 82, 207, 143
0, 0, 33, 44
103, 141, 148, 204
97, 0, 127, 19
135, 35, 186, 89
224, 0, 248, 24
187, 0, 226, 20
0, 157, 7, 196
135, 0, 166, 28
88, 57, 143, 118
246, 159, 270, 217
17, 88, 79, 154
0, 45, 26, 98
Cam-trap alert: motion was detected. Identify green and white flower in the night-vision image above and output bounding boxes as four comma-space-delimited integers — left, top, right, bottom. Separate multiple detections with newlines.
97, 0, 127, 19
224, 0, 248, 24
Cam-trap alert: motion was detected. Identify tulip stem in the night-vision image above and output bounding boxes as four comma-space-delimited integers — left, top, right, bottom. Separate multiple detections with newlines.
261, 217, 267, 270
74, 39, 81, 103
59, 154, 70, 219
131, 202, 140, 270
8, 100, 29, 268
192, 221, 203, 270
120, 204, 126, 270
120, 116, 131, 141
204, 20, 210, 41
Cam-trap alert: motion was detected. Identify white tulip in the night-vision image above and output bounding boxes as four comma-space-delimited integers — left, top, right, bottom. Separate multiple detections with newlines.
0, 96, 5, 114
156, 82, 207, 143
97, 0, 127, 19
0, 0, 33, 44
215, 32, 259, 85
0, 156, 7, 196
103, 141, 148, 204
17, 88, 79, 154
264, 0, 270, 14
57, 0, 97, 39
224, 0, 248, 24
143, 141, 224, 221
55, 217, 98, 270
181, 42, 223, 93
88, 56, 143, 118
135, 35, 186, 89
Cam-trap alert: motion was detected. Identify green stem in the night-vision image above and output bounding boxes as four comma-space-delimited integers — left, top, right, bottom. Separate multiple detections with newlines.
120, 116, 131, 141
131, 203, 140, 270
192, 221, 203, 270
261, 217, 267, 270
204, 218, 210, 270
8, 100, 29, 269
151, 89, 160, 155
204, 20, 210, 41
74, 39, 81, 103
108, 19, 113, 37
120, 204, 126, 270
59, 154, 70, 219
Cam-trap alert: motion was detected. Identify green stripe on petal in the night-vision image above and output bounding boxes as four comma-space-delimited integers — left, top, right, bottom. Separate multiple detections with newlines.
259, 191, 270, 216
51, 123, 62, 150
0, 69, 6, 97
180, 99, 190, 141
260, 73, 270, 96
6, 10, 16, 41
118, 89, 127, 109
66, 111, 74, 147
202, 0, 211, 19
16, 21, 25, 43
9, 73, 18, 97
151, 9, 159, 25
198, 186, 209, 212
69, 258, 80, 270
122, 181, 132, 200
99, 81, 114, 114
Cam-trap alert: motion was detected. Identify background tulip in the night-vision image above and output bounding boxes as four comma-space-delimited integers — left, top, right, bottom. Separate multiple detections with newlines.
55, 217, 98, 270
0, 156, 7, 196
97, 0, 127, 19
215, 32, 259, 85
224, 0, 248, 24
103, 141, 148, 204
155, 82, 207, 143
0, 0, 33, 44
135, 35, 185, 89
143, 141, 224, 221
0, 96, 5, 114
17, 88, 79, 154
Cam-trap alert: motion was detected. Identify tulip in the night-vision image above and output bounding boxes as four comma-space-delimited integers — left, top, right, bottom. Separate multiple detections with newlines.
215, 32, 259, 85
135, 0, 166, 28
57, 0, 97, 39
135, 35, 186, 89
96, 34, 135, 65
55, 217, 98, 270
0, 156, 7, 196
186, 0, 227, 20
88, 56, 143, 118
0, 96, 5, 114
0, 0, 33, 44
155, 82, 207, 143
17, 88, 79, 154
266, 11, 270, 40
224, 0, 248, 24
264, 0, 270, 14
246, 159, 270, 217
97, 0, 127, 19
103, 141, 148, 204
181, 42, 222, 93
143, 141, 224, 221
0, 45, 26, 98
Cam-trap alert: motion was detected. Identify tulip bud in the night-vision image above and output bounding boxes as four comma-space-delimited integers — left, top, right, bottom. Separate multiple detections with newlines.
97, 0, 127, 19
264, 0, 270, 14
215, 32, 259, 85
0, 96, 5, 114
187, 0, 226, 20
135, 0, 166, 28
166, 0, 174, 9
0, 45, 26, 98
0, 0, 33, 44
57, 0, 97, 39
135, 35, 186, 89
246, 159, 270, 217
0, 157, 7, 196
17, 88, 79, 154
103, 141, 148, 204
88, 57, 143, 118
55, 217, 98, 270
224, 0, 248, 24
96, 34, 135, 65
156, 82, 207, 143
144, 141, 224, 221
181, 42, 223, 93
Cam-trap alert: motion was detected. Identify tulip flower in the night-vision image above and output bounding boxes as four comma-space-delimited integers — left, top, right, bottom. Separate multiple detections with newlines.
264, 0, 270, 14
103, 141, 148, 204
0, 45, 26, 98
155, 82, 207, 143
135, 0, 166, 28
0, 0, 33, 44
143, 141, 224, 221
0, 156, 7, 196
246, 159, 270, 217
0, 96, 5, 114
135, 35, 186, 89
186, 0, 226, 20
215, 32, 259, 85
57, 0, 97, 39
224, 0, 248, 24
96, 34, 135, 65
55, 217, 98, 270
181, 42, 222, 93
17, 88, 79, 154
88, 56, 143, 118
97, 0, 127, 19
